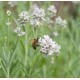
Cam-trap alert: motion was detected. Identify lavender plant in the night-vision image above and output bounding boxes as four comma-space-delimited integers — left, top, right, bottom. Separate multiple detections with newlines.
2, 2, 79, 78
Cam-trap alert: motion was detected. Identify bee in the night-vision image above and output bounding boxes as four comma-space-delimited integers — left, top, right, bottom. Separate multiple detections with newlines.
32, 38, 39, 50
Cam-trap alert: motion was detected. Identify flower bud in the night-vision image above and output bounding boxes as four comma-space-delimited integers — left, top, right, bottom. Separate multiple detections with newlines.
6, 10, 11, 16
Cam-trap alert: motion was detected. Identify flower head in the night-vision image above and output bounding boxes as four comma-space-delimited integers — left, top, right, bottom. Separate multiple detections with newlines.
18, 11, 29, 26
48, 5, 57, 17
30, 6, 45, 27
14, 27, 25, 36
55, 16, 67, 28
38, 35, 61, 55
33, 7, 45, 20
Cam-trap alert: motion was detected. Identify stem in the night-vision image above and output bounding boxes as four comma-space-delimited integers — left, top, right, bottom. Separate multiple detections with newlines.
60, 29, 63, 44
32, 28, 35, 38
32, 27, 38, 38
6, 17, 10, 78
7, 67, 9, 78
43, 65, 46, 78
13, 36, 19, 53
7, 17, 10, 52
15, 36, 19, 50
35, 28, 38, 38
24, 26, 28, 68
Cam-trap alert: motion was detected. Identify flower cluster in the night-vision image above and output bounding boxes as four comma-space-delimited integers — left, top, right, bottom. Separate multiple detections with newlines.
38, 35, 61, 55
55, 16, 67, 28
18, 11, 29, 26
14, 27, 25, 36
46, 5, 67, 30
13, 4, 65, 56
14, 11, 29, 36
48, 5, 57, 17
30, 6, 45, 28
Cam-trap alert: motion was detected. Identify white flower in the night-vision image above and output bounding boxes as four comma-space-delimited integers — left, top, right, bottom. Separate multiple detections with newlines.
55, 16, 67, 28
33, 7, 45, 20
6, 10, 11, 16
52, 31, 58, 37
18, 11, 30, 26
38, 35, 61, 55
30, 6, 45, 27
8, 1, 17, 7
48, 5, 57, 17
14, 27, 25, 36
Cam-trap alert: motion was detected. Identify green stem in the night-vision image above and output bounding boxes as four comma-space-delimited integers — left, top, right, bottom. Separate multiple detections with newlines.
32, 28, 36, 38
13, 36, 19, 53
24, 26, 28, 68
32, 26, 38, 38
6, 17, 10, 78
35, 28, 38, 38
60, 29, 63, 44
43, 65, 46, 78
7, 67, 9, 78
7, 17, 10, 52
